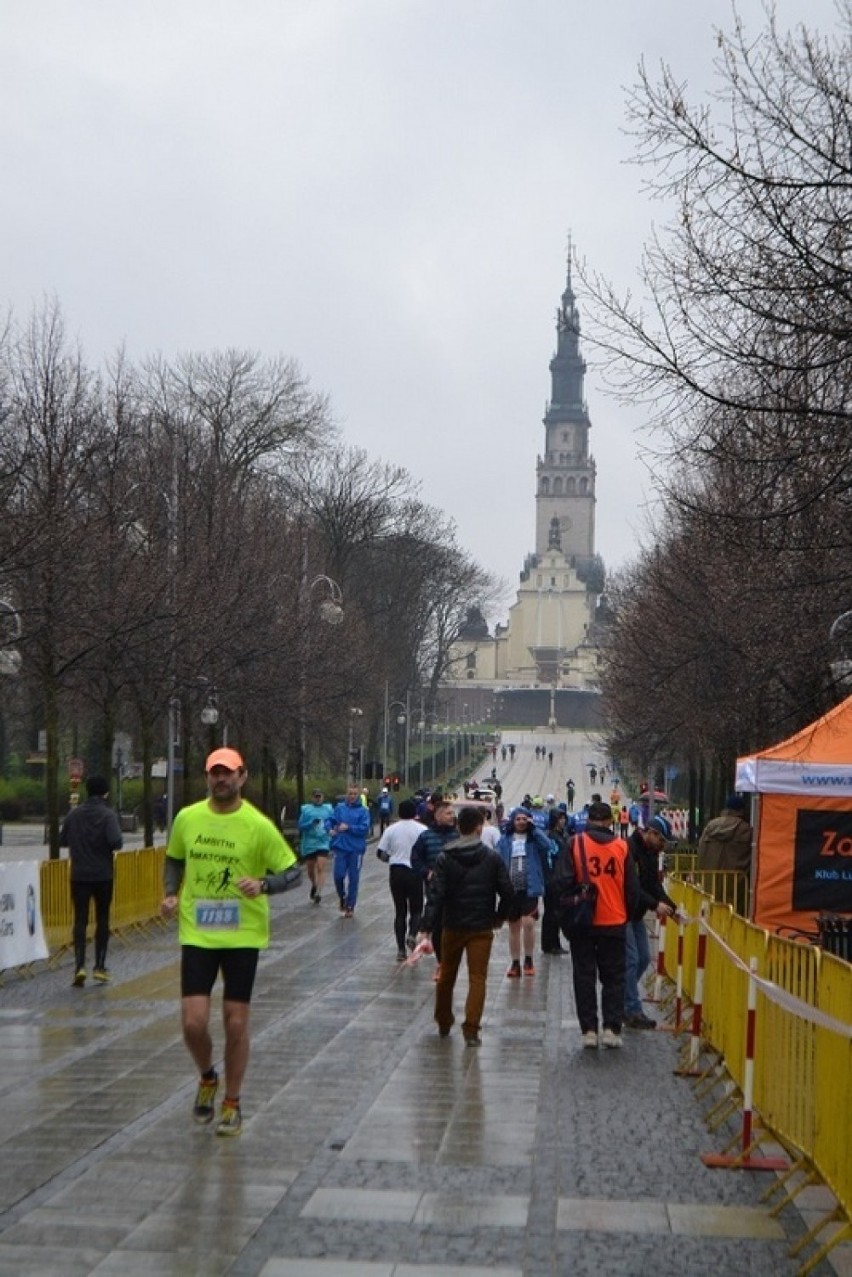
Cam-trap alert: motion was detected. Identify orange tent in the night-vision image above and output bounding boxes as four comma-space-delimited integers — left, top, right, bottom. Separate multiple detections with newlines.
736, 695, 852, 935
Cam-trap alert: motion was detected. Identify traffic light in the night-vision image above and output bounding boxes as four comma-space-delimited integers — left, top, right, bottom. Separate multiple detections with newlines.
348, 747, 362, 779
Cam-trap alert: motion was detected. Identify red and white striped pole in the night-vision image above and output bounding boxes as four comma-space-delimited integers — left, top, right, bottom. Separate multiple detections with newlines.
651, 910, 667, 1003
741, 956, 758, 1151
674, 920, 685, 1029
702, 955, 787, 1171
676, 905, 707, 1075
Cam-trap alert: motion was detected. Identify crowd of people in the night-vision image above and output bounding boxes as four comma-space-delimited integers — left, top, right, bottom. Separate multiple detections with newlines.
371, 787, 683, 1050
59, 742, 751, 1137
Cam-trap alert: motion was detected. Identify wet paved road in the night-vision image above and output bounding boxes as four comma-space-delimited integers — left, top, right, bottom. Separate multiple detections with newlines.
0, 731, 845, 1276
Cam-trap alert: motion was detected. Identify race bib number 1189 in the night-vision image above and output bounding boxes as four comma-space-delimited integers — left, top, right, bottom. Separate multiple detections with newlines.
194, 900, 240, 929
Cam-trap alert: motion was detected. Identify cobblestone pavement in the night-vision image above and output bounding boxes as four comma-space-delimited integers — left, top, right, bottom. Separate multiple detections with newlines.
0, 847, 845, 1277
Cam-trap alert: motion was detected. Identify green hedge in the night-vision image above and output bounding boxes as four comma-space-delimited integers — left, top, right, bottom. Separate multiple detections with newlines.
0, 777, 49, 820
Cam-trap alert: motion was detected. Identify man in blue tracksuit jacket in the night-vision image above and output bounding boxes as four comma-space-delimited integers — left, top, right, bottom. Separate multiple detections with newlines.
328, 783, 373, 917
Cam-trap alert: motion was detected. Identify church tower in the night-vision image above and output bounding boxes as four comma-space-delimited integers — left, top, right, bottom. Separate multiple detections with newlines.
446, 253, 606, 703
535, 261, 596, 565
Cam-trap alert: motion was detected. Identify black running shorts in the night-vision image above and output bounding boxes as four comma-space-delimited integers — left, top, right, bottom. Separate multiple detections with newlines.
506, 894, 540, 922
180, 946, 260, 1003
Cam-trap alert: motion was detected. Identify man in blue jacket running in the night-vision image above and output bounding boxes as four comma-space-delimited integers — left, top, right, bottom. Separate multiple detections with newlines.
329, 784, 372, 917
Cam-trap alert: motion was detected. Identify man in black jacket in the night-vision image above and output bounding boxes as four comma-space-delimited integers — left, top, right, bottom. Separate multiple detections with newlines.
624, 814, 677, 1029
60, 775, 123, 986
418, 806, 514, 1046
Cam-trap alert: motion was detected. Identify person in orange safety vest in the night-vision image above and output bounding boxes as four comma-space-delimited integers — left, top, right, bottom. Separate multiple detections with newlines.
553, 800, 640, 1050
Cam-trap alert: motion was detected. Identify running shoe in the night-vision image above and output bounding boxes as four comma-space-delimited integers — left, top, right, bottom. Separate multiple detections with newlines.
313, 893, 321, 906
396, 950, 407, 962
309, 885, 317, 901
215, 1102, 242, 1137
601, 1028, 624, 1049
581, 1030, 599, 1049
624, 1012, 656, 1030
344, 907, 354, 918
72, 968, 86, 987
464, 1033, 482, 1047
193, 1072, 219, 1124
506, 961, 522, 979
523, 957, 535, 977
338, 897, 346, 913
92, 968, 111, 984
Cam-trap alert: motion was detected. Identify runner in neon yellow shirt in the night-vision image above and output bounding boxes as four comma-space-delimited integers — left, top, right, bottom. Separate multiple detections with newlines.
161, 747, 298, 1137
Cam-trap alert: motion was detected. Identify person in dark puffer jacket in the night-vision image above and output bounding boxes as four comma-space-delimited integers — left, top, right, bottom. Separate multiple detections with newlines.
418, 806, 514, 1046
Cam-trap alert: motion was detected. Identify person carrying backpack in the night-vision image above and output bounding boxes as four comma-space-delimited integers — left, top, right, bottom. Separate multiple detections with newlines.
552, 801, 639, 1050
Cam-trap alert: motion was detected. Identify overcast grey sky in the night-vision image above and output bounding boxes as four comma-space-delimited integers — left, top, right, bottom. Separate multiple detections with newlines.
1, 0, 841, 611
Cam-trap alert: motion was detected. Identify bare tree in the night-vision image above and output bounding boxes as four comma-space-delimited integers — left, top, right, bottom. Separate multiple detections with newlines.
0, 318, 498, 828
0, 303, 114, 854
580, 3, 852, 439
580, 4, 852, 795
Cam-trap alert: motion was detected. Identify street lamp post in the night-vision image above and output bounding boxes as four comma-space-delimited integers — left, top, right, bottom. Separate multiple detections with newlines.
829, 611, 852, 687
166, 696, 180, 836
133, 464, 181, 832
123, 478, 179, 836
200, 688, 219, 754
384, 691, 408, 788
418, 715, 425, 791
297, 574, 343, 807
348, 707, 364, 784
416, 694, 439, 791
0, 599, 22, 677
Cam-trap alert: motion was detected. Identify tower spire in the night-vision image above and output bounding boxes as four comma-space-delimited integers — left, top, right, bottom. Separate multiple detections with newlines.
535, 250, 596, 564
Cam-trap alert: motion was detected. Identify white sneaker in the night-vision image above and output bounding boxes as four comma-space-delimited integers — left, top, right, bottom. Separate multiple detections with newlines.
601, 1027, 623, 1049
581, 1030, 599, 1049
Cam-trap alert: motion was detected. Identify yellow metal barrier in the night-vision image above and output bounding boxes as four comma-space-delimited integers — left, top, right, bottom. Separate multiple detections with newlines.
39, 859, 74, 953
31, 847, 166, 965
112, 850, 139, 934
759, 933, 818, 1171
665, 874, 852, 1266
813, 952, 852, 1227
670, 863, 749, 914
137, 847, 168, 930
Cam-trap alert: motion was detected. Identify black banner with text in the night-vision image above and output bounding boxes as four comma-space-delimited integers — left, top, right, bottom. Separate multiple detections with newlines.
793, 809, 852, 912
